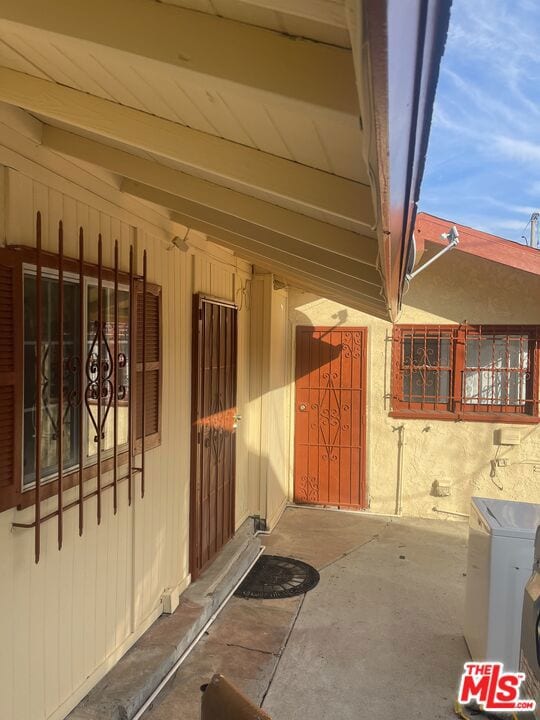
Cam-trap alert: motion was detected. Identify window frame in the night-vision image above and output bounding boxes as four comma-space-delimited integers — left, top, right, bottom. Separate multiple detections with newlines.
391, 324, 540, 424
2, 244, 153, 512
83, 274, 131, 463
21, 263, 131, 493
22, 264, 81, 489
396, 325, 456, 414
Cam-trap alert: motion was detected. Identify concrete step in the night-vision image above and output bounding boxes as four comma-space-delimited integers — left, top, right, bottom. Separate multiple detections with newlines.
68, 520, 261, 720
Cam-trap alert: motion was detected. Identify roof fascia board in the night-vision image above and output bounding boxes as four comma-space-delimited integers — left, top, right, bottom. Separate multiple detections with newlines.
356, 0, 452, 319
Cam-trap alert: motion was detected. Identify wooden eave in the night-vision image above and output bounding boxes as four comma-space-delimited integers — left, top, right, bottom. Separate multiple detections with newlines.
0, 0, 450, 319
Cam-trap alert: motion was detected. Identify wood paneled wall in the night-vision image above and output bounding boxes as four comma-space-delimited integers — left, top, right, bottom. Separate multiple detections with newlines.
0, 113, 254, 720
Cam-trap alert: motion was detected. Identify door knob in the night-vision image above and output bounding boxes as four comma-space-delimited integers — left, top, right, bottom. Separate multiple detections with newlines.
299, 403, 307, 411
233, 413, 242, 429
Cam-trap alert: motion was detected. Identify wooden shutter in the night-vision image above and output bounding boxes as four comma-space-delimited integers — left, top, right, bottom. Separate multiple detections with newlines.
134, 279, 162, 452
0, 248, 23, 512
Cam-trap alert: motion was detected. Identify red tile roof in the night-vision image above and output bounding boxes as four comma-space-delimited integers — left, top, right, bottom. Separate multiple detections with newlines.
415, 212, 540, 277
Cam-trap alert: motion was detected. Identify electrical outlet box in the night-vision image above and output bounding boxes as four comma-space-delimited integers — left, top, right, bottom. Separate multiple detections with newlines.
494, 428, 521, 446
496, 458, 509, 467
432, 480, 451, 497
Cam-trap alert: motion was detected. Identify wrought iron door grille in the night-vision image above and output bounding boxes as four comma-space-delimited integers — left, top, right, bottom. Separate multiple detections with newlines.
12, 213, 148, 563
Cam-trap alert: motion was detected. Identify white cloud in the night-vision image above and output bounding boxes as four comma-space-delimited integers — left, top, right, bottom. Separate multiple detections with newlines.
510, 204, 538, 215
527, 181, 540, 197
493, 136, 540, 164
476, 197, 539, 215
431, 105, 480, 138
496, 219, 530, 231
447, 0, 540, 74
420, 0, 540, 241
442, 68, 527, 130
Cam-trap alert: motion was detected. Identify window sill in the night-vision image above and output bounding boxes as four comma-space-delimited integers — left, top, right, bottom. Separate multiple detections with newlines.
12, 432, 161, 512
388, 410, 540, 425
15, 451, 131, 510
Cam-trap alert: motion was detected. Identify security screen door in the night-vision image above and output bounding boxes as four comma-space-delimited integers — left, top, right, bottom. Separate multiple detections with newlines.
294, 326, 367, 509
190, 295, 238, 579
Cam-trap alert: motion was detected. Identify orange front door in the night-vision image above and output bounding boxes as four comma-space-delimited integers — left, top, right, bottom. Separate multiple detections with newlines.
294, 326, 367, 509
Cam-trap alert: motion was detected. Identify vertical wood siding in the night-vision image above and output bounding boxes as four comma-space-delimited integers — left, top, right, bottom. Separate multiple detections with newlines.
192, 251, 252, 529
0, 166, 253, 720
247, 276, 290, 530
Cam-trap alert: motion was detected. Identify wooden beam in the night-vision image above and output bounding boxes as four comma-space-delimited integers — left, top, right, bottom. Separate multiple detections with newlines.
269, 273, 389, 320
0, 0, 357, 118
122, 178, 380, 289
218, 0, 348, 28
167, 209, 384, 304
217, 240, 388, 319
42, 126, 378, 265
0, 68, 373, 231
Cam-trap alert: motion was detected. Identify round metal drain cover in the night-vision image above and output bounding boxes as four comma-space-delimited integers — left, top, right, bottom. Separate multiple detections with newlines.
235, 555, 320, 599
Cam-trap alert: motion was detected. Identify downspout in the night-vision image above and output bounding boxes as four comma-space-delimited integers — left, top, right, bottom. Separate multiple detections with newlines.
392, 424, 405, 516
250, 273, 272, 526
258, 275, 272, 526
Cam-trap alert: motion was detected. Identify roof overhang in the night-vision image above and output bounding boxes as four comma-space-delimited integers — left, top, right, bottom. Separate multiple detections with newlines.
0, 0, 451, 319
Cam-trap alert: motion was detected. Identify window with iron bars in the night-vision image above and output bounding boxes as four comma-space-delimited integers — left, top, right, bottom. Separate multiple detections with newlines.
22, 269, 131, 489
391, 325, 540, 422
0, 214, 162, 562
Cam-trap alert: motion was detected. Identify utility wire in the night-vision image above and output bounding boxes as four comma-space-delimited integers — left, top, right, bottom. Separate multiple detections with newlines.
520, 216, 532, 245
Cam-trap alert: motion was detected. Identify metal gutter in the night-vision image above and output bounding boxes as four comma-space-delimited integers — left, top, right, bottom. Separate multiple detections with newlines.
357, 0, 452, 320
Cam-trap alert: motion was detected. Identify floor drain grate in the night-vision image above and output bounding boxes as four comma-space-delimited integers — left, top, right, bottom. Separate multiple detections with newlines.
235, 555, 320, 599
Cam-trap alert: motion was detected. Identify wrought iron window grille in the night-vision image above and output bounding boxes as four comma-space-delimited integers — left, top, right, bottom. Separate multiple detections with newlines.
12, 213, 149, 563
392, 324, 540, 420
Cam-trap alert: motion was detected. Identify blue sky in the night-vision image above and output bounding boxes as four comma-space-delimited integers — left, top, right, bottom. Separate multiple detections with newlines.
420, 0, 540, 243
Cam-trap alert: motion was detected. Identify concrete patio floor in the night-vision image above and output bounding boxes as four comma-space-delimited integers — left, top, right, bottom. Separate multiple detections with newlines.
141, 507, 469, 720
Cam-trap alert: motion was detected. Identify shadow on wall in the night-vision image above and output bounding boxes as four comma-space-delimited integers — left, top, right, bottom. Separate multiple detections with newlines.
293, 308, 350, 381
196, 309, 347, 428
251, 305, 358, 526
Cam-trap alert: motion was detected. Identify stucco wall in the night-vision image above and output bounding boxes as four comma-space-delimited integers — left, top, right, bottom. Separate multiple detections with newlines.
288, 248, 540, 519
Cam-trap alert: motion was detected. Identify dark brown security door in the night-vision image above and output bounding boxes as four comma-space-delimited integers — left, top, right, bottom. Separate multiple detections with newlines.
190, 295, 238, 579
294, 326, 367, 509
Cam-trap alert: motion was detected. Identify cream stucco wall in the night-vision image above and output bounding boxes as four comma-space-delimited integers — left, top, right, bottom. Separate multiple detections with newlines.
288, 248, 540, 519
0, 107, 258, 720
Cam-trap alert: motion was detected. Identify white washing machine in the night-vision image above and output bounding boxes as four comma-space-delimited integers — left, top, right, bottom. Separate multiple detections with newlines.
464, 497, 540, 671
520, 526, 540, 717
